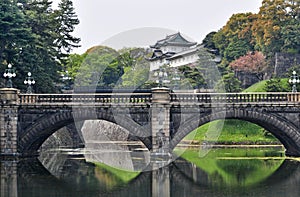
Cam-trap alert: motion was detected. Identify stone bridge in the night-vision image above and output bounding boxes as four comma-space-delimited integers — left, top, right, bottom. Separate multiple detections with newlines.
1, 87, 300, 157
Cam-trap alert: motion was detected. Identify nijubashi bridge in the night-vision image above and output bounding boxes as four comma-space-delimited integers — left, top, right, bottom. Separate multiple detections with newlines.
1, 87, 300, 157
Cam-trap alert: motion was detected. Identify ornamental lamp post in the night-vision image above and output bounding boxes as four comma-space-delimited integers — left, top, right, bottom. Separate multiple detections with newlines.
154, 66, 168, 88
24, 72, 35, 93
154, 60, 171, 88
288, 71, 300, 93
172, 69, 181, 90
61, 70, 72, 90
3, 63, 16, 88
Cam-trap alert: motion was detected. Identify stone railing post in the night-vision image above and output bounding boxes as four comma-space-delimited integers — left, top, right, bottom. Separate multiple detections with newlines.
0, 88, 20, 156
151, 87, 171, 156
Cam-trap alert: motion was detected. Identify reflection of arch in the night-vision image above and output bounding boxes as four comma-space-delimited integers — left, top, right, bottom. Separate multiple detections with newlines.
16, 157, 300, 196
171, 158, 300, 196
19, 109, 151, 155
170, 109, 300, 156
17, 158, 68, 195
17, 157, 151, 197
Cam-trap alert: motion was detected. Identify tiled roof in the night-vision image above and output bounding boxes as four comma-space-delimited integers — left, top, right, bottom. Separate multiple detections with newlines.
150, 32, 197, 49
148, 49, 175, 61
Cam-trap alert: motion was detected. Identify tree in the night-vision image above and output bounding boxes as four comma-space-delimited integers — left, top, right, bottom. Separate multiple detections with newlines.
74, 46, 121, 87
252, 0, 298, 55
178, 66, 206, 89
62, 53, 86, 89
202, 31, 217, 50
223, 36, 253, 62
281, 19, 300, 53
196, 48, 223, 89
213, 13, 256, 63
216, 72, 241, 93
0, 0, 81, 92
213, 30, 228, 58
64, 53, 86, 78
229, 51, 267, 80
120, 48, 151, 88
0, 0, 32, 83
19, 0, 62, 92
264, 78, 289, 92
54, 0, 80, 57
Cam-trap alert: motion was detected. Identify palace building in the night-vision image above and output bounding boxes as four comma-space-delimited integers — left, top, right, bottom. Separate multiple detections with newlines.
148, 32, 200, 71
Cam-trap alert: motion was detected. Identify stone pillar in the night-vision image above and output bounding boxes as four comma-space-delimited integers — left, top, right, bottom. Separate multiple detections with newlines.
0, 160, 18, 197
152, 164, 170, 197
0, 88, 19, 156
151, 87, 170, 155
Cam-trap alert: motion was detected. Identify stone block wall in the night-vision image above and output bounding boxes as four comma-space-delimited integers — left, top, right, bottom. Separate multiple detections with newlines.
234, 71, 261, 89
274, 53, 300, 77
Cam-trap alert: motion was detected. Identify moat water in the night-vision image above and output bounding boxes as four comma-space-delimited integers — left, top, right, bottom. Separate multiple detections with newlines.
1, 145, 300, 197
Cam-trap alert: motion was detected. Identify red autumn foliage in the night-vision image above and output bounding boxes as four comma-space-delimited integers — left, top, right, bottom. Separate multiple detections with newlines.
229, 51, 267, 73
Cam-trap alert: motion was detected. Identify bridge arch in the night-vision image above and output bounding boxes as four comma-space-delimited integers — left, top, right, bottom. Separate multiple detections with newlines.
170, 108, 300, 156
19, 108, 151, 156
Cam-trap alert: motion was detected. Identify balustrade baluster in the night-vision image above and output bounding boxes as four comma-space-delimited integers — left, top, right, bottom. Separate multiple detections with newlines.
30, 95, 35, 103
266, 94, 269, 102
234, 94, 238, 103
259, 94, 262, 102
197, 94, 201, 103
227, 94, 231, 103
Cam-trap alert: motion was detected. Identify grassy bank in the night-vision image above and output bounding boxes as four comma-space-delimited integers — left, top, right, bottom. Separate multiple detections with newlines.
243, 78, 289, 92
184, 120, 280, 145
243, 80, 268, 92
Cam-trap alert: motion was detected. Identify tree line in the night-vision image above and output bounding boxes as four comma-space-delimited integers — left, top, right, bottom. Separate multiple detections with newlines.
0, 0, 80, 92
2, 0, 299, 93
203, 0, 300, 92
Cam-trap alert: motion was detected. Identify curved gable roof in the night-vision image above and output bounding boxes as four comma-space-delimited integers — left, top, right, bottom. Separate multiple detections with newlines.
151, 32, 197, 49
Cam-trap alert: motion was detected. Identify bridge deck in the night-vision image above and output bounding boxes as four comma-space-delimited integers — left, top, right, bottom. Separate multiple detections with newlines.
18, 92, 300, 106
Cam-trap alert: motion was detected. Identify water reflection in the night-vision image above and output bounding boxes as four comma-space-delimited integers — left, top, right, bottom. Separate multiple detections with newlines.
83, 142, 150, 172
1, 147, 300, 197
175, 147, 285, 188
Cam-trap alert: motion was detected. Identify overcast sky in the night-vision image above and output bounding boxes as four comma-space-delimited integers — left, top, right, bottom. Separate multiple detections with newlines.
52, 0, 263, 54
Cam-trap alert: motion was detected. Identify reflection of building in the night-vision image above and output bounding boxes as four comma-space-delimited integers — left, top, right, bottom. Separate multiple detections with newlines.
148, 32, 200, 71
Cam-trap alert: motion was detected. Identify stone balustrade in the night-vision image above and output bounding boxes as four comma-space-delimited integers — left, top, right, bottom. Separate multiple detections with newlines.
19, 93, 152, 104
18, 92, 300, 105
170, 92, 300, 104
